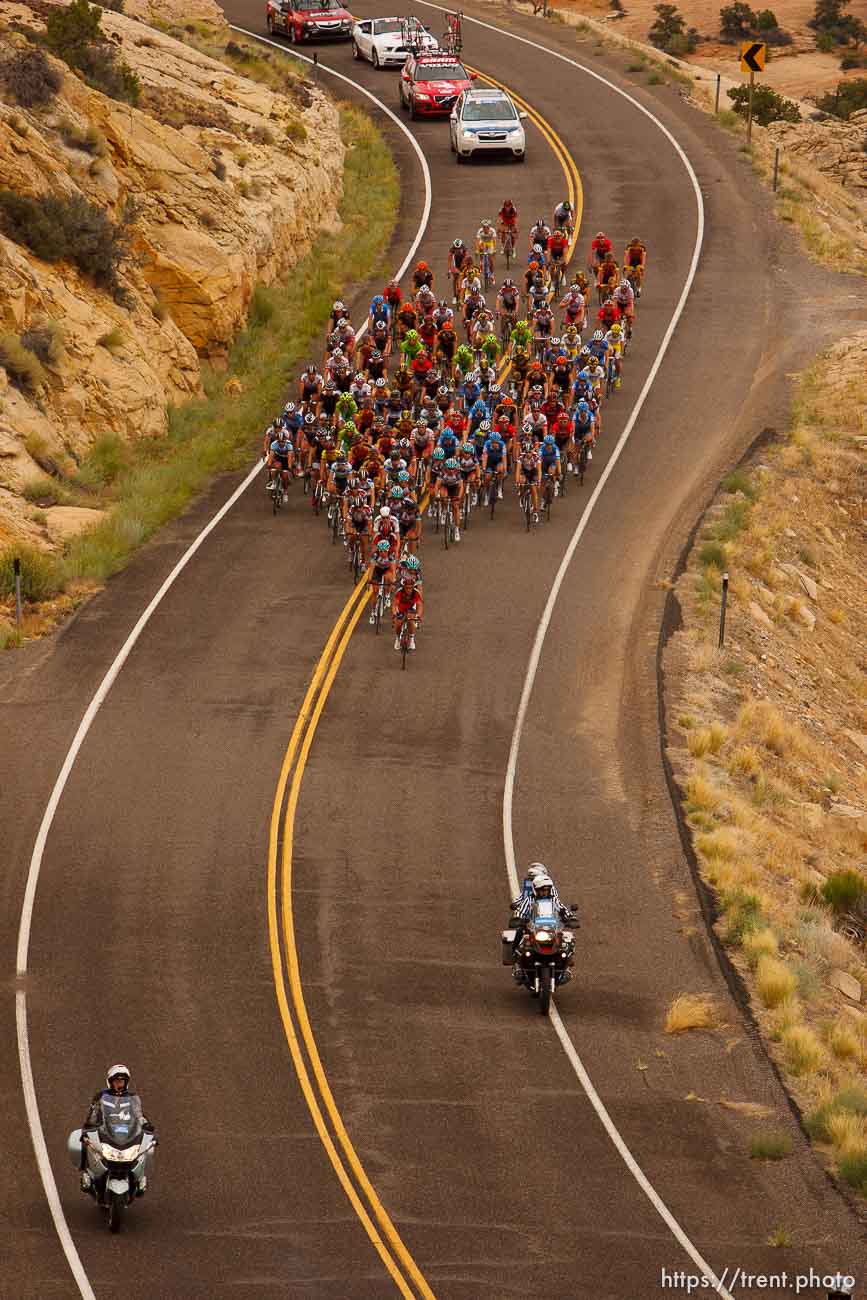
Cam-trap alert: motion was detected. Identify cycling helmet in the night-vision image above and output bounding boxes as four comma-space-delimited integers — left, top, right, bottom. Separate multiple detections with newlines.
503, 277, 514, 287
480, 420, 491, 432
551, 336, 561, 347
595, 230, 606, 238
332, 347, 343, 358
354, 371, 364, 383
532, 242, 544, 255
580, 346, 592, 357
375, 377, 387, 388
390, 486, 404, 499
471, 278, 482, 292
432, 447, 445, 460
406, 329, 419, 341
543, 433, 556, 445
461, 441, 475, 453
379, 506, 391, 518
371, 349, 382, 360
375, 539, 391, 553
522, 418, 533, 432
577, 400, 590, 412
452, 237, 464, 248
404, 554, 421, 572
398, 438, 411, 450
620, 279, 630, 289
444, 457, 458, 469
304, 413, 316, 425
489, 383, 501, 396
337, 318, 349, 329
561, 200, 572, 213
592, 330, 604, 341
397, 470, 410, 483
610, 323, 622, 336
284, 401, 295, 413
371, 294, 383, 306
106, 1064, 130, 1089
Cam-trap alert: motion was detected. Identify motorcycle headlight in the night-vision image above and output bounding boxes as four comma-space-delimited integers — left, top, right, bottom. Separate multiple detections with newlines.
101, 1143, 141, 1162
535, 929, 556, 945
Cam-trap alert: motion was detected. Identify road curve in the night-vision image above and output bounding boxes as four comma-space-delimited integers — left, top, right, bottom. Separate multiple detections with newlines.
1, 2, 861, 1297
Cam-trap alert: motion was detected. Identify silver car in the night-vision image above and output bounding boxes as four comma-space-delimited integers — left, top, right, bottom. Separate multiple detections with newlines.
450, 88, 527, 163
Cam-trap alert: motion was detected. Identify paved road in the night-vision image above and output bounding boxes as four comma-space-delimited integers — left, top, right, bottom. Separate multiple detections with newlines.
1, 2, 864, 1296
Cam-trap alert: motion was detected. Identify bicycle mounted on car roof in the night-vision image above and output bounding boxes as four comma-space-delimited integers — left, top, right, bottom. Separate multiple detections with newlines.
442, 9, 463, 53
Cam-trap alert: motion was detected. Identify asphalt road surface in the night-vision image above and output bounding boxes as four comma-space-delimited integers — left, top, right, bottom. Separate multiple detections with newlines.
2, 2, 865, 1296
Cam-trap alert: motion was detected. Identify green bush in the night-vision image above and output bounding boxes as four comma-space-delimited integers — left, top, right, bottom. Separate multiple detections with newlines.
839, 1151, 867, 1191
756, 7, 778, 26
0, 334, 46, 393
817, 76, 867, 117
0, 46, 62, 106
821, 868, 866, 913
0, 191, 136, 300
58, 118, 107, 155
720, 1, 757, 39
44, 0, 140, 105
0, 546, 62, 601
806, 1086, 867, 1141
749, 1129, 792, 1159
727, 83, 801, 125
77, 432, 129, 489
21, 320, 65, 366
816, 30, 836, 49
723, 889, 765, 944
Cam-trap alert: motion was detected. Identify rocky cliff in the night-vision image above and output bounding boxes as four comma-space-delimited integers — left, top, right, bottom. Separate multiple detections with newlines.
0, 0, 344, 548
766, 108, 867, 201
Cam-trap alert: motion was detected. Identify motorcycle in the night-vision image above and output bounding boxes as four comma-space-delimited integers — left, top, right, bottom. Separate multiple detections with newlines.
67, 1093, 157, 1233
502, 900, 577, 1016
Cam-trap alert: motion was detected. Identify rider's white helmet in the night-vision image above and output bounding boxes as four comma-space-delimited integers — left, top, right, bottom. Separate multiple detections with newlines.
106, 1064, 130, 1088
527, 862, 548, 879
379, 506, 391, 518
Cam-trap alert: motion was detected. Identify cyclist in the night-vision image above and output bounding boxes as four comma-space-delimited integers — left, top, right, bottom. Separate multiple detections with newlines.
345, 483, 373, 573
550, 351, 573, 400
596, 296, 621, 332
496, 276, 519, 336
612, 278, 635, 335
462, 279, 486, 342
515, 437, 541, 523
532, 302, 554, 357
589, 230, 612, 269
438, 456, 464, 540
458, 439, 480, 505
596, 252, 619, 303
551, 406, 574, 474
435, 317, 458, 373
368, 537, 396, 616
623, 236, 647, 295
497, 198, 519, 251
604, 320, 624, 388
509, 317, 533, 357
396, 297, 419, 342
384, 278, 402, 331
547, 225, 569, 280
266, 428, 293, 501
553, 199, 574, 234
367, 294, 390, 337
481, 429, 507, 500
539, 432, 562, 496
559, 282, 586, 331
529, 215, 550, 252
475, 220, 497, 280
326, 450, 353, 514
298, 363, 322, 408
398, 485, 421, 555
392, 571, 423, 653
328, 299, 348, 333
426, 444, 446, 507
448, 240, 467, 303
412, 260, 434, 292
573, 399, 596, 461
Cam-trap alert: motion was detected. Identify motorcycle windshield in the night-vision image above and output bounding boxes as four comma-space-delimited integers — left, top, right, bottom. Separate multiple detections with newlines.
534, 899, 557, 922
99, 1094, 143, 1147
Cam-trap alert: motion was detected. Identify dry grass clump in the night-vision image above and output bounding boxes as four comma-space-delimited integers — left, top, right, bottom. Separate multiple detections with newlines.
742, 927, 779, 967
735, 699, 808, 759
781, 1023, 827, 1076
756, 956, 797, 1009
684, 771, 722, 814
727, 744, 762, 779
827, 1017, 863, 1065
749, 1129, 792, 1160
687, 721, 728, 758
665, 994, 719, 1034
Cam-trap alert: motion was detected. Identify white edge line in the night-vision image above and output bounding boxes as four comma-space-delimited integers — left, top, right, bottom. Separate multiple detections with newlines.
14, 52, 431, 1300
414, 7, 736, 1298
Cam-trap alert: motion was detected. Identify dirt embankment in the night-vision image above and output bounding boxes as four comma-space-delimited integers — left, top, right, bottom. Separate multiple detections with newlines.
662, 331, 867, 1199
0, 0, 343, 551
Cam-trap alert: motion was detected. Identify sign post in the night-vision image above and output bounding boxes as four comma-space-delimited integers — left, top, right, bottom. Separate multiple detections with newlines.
739, 41, 766, 142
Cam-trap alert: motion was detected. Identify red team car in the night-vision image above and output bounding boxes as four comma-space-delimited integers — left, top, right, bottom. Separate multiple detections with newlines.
399, 52, 475, 118
266, 0, 353, 42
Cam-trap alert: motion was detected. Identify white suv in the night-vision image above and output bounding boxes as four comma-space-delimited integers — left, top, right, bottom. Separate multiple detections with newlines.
449, 87, 526, 163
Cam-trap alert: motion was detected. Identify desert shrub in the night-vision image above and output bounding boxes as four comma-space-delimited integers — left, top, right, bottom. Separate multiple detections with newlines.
727, 84, 801, 125
76, 432, 129, 488
764, 26, 793, 44
649, 3, 688, 49
97, 326, 125, 350
720, 2, 757, 39
806, 1086, 867, 1141
21, 320, 65, 366
0, 333, 46, 393
44, 0, 140, 105
749, 1129, 792, 1159
0, 46, 62, 106
817, 77, 867, 118
821, 868, 866, 913
0, 546, 62, 601
810, 0, 867, 46
58, 118, 107, 155
755, 7, 778, 26
756, 955, 797, 1007
0, 191, 137, 300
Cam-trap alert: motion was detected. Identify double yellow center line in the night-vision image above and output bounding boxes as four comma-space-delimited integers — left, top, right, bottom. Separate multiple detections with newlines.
266, 65, 583, 1300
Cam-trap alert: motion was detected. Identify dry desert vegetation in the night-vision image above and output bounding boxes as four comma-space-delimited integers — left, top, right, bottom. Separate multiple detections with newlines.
663, 328, 867, 1198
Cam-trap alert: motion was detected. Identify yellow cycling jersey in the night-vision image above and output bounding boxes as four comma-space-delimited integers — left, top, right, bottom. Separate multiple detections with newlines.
476, 234, 496, 253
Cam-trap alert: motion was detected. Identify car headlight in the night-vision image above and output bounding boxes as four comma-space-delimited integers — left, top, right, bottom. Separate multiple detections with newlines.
414, 92, 431, 101
101, 1143, 141, 1162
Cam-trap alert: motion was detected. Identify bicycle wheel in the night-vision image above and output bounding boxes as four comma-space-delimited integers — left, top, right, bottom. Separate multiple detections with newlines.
374, 586, 382, 635
271, 477, 280, 515
352, 543, 361, 584
443, 506, 451, 550
313, 480, 322, 516
302, 467, 311, 496
330, 502, 339, 543
462, 487, 471, 531
579, 441, 588, 486
489, 477, 497, 519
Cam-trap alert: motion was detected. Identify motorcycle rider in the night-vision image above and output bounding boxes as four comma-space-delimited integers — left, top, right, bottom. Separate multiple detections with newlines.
507, 862, 578, 952
80, 1065, 155, 1193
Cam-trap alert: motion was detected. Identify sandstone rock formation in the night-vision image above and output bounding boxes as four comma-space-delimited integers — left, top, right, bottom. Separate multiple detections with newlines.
0, 0, 344, 548
766, 108, 867, 199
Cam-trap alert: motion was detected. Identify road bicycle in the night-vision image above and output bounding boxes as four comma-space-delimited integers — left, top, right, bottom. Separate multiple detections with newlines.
501, 227, 516, 270
485, 470, 501, 519
499, 309, 516, 349
442, 497, 457, 549
480, 250, 494, 291
518, 481, 537, 532
371, 581, 386, 635
541, 471, 557, 521
576, 436, 591, 486
550, 257, 565, 298
347, 534, 364, 584
397, 614, 414, 670
327, 496, 342, 544
442, 10, 462, 54
605, 355, 618, 399
460, 479, 473, 531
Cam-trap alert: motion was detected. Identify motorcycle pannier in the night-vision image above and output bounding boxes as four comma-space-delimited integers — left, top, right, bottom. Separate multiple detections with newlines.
501, 929, 517, 966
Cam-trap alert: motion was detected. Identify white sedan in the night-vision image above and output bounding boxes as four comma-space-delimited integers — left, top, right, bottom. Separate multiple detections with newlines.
351, 16, 438, 68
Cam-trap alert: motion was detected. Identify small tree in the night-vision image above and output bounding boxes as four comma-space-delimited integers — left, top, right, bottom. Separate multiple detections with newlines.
44, 0, 139, 105
816, 75, 867, 117
755, 8, 778, 28
808, 0, 846, 32
727, 83, 801, 124
0, 47, 62, 107
649, 3, 685, 48
720, 2, 757, 39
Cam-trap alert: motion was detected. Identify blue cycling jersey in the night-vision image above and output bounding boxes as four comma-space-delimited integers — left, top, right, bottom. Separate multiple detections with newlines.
463, 382, 481, 406
270, 438, 293, 456
573, 412, 593, 434
483, 438, 505, 461
540, 444, 560, 462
